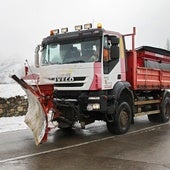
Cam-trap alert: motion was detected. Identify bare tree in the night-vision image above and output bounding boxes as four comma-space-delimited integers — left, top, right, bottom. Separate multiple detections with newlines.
166, 39, 170, 51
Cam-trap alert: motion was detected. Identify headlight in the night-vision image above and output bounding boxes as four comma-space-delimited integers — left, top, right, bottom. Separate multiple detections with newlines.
87, 103, 100, 111
93, 103, 100, 109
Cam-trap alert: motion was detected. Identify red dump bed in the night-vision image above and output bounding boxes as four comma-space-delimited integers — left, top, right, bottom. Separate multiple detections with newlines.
126, 46, 170, 90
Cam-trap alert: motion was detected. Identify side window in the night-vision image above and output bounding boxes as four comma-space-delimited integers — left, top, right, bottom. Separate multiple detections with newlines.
103, 36, 120, 74
110, 36, 120, 60
103, 36, 111, 62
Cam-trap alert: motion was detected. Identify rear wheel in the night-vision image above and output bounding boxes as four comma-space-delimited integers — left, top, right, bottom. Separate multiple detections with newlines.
160, 93, 170, 122
107, 102, 132, 135
148, 93, 170, 123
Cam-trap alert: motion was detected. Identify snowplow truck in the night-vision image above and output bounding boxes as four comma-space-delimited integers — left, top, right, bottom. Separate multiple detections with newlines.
12, 23, 170, 145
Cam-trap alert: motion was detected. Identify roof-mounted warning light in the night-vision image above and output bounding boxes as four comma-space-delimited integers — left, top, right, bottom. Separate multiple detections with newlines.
50, 29, 59, 35
61, 27, 68, 34
75, 25, 83, 31
97, 23, 102, 29
84, 23, 92, 30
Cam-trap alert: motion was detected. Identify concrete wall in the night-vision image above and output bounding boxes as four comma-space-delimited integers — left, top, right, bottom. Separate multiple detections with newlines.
0, 96, 28, 117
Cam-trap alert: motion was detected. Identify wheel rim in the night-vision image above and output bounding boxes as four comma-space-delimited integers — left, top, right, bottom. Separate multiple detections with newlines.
119, 109, 129, 128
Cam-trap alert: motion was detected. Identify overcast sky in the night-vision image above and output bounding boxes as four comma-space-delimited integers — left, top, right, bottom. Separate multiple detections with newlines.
0, 0, 170, 63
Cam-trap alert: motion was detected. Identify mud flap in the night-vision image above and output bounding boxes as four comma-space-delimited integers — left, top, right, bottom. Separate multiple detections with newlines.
24, 89, 47, 145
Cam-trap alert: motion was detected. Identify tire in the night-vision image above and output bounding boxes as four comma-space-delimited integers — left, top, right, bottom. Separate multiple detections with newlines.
107, 102, 132, 135
148, 93, 170, 123
160, 93, 170, 122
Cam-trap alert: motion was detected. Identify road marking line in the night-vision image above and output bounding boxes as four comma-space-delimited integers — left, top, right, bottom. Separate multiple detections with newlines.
0, 122, 170, 163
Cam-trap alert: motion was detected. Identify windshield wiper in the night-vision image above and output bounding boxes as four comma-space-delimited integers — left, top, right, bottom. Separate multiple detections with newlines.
50, 62, 62, 65
65, 60, 85, 64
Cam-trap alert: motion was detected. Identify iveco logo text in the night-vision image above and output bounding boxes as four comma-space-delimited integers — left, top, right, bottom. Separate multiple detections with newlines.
48, 77, 74, 82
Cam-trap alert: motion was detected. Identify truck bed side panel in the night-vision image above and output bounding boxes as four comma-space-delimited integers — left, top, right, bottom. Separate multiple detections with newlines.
126, 47, 170, 90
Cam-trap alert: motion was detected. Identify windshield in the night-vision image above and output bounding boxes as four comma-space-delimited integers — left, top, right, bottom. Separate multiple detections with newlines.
41, 38, 101, 65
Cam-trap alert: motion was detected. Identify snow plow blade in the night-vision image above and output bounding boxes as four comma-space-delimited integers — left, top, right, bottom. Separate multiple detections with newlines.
11, 75, 53, 145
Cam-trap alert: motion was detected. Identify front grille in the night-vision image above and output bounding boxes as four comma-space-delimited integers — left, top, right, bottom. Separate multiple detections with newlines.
55, 83, 84, 87
54, 76, 86, 87
53, 90, 83, 99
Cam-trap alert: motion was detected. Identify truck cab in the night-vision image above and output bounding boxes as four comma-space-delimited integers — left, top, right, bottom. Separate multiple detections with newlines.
33, 23, 128, 130
36, 24, 126, 90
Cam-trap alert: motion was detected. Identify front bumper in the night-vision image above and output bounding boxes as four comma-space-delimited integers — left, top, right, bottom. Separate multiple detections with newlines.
78, 92, 108, 112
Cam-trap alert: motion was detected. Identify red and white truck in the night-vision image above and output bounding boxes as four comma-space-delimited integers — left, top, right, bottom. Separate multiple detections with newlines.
12, 23, 170, 145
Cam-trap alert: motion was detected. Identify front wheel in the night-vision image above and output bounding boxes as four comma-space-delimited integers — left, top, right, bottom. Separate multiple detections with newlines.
107, 102, 132, 135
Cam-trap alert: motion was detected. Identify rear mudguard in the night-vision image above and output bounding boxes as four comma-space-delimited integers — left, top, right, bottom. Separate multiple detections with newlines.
11, 75, 54, 145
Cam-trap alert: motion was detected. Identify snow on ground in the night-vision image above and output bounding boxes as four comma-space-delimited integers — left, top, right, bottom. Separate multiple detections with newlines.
0, 83, 27, 133
0, 83, 26, 98
0, 116, 27, 133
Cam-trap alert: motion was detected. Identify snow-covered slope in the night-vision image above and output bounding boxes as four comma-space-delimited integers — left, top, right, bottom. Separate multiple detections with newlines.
0, 60, 25, 84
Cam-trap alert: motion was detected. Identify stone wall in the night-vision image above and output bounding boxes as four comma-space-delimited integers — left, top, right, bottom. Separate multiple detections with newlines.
0, 96, 28, 117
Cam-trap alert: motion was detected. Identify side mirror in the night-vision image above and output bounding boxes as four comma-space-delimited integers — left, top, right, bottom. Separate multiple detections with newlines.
111, 36, 119, 45
111, 46, 119, 60
110, 36, 119, 60
34, 45, 40, 67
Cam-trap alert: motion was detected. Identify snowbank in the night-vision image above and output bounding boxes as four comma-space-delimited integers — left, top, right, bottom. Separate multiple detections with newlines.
0, 116, 27, 133
0, 61, 25, 84
0, 83, 26, 98
0, 83, 28, 133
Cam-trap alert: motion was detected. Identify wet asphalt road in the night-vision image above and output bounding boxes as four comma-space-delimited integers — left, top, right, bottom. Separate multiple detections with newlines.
0, 117, 170, 170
